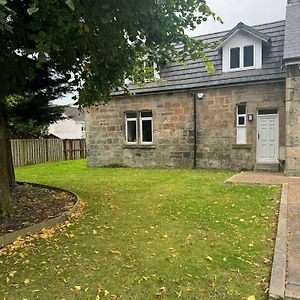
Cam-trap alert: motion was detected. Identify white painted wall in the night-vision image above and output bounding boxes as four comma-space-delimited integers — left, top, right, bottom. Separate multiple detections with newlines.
49, 118, 86, 139
222, 30, 263, 72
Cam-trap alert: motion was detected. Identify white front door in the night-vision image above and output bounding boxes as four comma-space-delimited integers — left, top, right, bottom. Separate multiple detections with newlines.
257, 113, 279, 163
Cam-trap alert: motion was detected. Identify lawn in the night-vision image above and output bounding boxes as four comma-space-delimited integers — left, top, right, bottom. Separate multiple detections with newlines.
0, 160, 280, 299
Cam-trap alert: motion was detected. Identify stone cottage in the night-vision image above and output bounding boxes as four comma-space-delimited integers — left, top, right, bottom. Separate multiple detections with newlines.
86, 0, 300, 176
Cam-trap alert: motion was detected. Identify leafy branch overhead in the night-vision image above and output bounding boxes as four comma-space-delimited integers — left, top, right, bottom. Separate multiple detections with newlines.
0, 0, 221, 107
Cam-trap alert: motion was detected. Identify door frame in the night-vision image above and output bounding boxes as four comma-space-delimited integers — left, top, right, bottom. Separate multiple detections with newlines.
256, 111, 279, 163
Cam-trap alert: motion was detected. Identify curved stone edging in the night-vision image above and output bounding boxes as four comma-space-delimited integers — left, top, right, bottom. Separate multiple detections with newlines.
0, 182, 81, 249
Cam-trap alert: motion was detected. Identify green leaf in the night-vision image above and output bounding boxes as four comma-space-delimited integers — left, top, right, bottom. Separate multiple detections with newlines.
65, 0, 75, 11
38, 52, 47, 63
27, 5, 39, 15
0, 0, 7, 6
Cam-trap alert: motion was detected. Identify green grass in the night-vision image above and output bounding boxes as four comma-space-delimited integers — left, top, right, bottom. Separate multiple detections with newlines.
0, 160, 280, 299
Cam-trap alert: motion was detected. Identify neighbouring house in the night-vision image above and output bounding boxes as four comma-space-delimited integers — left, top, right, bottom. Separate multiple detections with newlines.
86, 0, 300, 176
49, 106, 86, 139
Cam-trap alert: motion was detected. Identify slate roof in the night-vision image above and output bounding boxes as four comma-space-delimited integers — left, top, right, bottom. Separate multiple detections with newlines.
64, 106, 84, 122
114, 20, 286, 96
283, 3, 300, 62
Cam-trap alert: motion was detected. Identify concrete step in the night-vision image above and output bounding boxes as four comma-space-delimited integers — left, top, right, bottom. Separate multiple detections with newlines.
254, 163, 279, 172
285, 284, 300, 300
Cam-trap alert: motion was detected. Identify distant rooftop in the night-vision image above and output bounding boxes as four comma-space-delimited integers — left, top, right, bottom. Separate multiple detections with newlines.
64, 106, 84, 122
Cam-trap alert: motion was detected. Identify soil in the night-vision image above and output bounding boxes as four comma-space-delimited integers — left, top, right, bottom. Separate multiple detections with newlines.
0, 184, 77, 236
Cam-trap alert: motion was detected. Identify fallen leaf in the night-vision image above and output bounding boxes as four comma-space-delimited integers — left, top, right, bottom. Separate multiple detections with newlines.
247, 296, 255, 300
74, 285, 81, 291
9, 271, 17, 277
24, 278, 30, 284
206, 256, 213, 261
263, 257, 272, 265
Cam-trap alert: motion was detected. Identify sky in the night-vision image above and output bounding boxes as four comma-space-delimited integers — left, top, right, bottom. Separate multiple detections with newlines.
53, 0, 288, 106
187, 0, 287, 36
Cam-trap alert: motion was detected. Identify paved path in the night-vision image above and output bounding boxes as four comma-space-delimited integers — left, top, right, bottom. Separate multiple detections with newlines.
227, 172, 300, 299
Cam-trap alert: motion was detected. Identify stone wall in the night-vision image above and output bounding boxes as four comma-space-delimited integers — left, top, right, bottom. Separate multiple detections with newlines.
198, 82, 285, 169
86, 81, 285, 169
285, 65, 300, 176
86, 93, 194, 168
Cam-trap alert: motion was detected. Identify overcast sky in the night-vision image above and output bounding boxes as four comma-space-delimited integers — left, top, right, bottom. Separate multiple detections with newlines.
187, 0, 287, 36
54, 0, 288, 106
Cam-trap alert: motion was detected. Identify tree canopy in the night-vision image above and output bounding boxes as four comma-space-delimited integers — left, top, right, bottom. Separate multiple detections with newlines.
0, 0, 220, 216
7, 94, 64, 139
0, 0, 219, 106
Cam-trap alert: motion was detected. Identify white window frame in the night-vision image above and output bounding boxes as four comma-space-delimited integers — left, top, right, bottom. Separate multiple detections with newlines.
144, 60, 160, 82
236, 104, 247, 144
229, 44, 255, 71
139, 111, 153, 145
125, 112, 138, 144
125, 111, 153, 145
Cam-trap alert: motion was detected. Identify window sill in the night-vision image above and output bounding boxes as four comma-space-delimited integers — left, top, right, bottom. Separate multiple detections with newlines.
232, 144, 252, 149
122, 144, 156, 149
224, 66, 257, 73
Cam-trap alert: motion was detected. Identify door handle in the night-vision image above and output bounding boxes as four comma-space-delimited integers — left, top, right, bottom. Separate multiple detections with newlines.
258, 133, 260, 139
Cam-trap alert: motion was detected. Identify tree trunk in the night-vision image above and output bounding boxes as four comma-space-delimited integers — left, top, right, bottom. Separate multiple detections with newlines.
0, 101, 13, 216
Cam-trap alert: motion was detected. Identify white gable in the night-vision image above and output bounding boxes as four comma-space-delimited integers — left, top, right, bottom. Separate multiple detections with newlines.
222, 30, 263, 73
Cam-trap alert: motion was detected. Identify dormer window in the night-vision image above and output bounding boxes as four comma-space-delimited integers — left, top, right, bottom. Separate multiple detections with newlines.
229, 45, 254, 70
244, 45, 254, 67
217, 22, 271, 73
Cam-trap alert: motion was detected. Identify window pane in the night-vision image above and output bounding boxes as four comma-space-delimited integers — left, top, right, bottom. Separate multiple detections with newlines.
141, 120, 152, 142
126, 112, 137, 118
258, 109, 278, 115
141, 111, 152, 118
237, 127, 247, 144
238, 105, 246, 114
238, 116, 245, 126
127, 121, 137, 142
230, 47, 240, 69
244, 45, 254, 67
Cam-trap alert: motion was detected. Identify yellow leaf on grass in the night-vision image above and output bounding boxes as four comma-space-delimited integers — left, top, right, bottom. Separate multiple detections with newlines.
93, 229, 97, 235
9, 271, 17, 277
104, 289, 109, 296
247, 296, 255, 300
24, 278, 30, 284
96, 295, 100, 300
74, 285, 81, 291
206, 256, 213, 261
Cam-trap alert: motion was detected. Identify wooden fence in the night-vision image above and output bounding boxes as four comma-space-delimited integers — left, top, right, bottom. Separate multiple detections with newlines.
10, 139, 86, 167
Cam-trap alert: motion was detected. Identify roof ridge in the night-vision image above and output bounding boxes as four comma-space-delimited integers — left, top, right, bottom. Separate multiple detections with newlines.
191, 19, 285, 40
